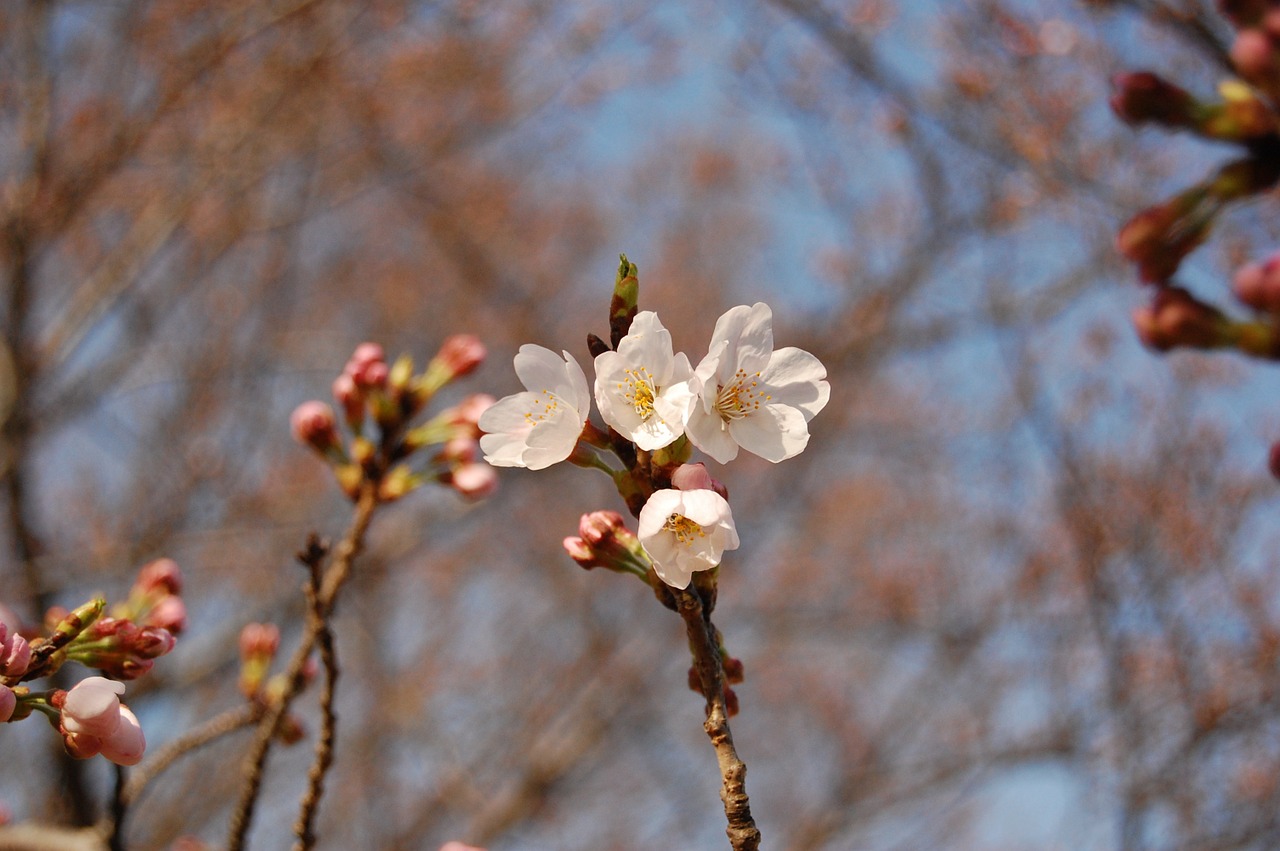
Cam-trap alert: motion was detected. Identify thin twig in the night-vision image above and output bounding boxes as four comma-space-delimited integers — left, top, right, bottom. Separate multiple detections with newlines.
292, 543, 340, 850
227, 486, 378, 851
101, 703, 262, 849
674, 588, 761, 851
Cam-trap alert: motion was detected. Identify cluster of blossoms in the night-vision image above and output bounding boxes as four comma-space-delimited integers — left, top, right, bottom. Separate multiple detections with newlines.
480, 259, 829, 591
0, 559, 185, 766
291, 338, 497, 502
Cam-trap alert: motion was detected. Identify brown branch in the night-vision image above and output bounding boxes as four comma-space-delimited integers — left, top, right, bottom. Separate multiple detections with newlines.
227, 485, 378, 851
674, 588, 760, 851
292, 540, 340, 850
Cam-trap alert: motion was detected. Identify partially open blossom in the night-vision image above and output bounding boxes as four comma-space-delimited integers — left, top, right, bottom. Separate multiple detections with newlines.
593, 311, 696, 451
637, 489, 740, 589
0, 623, 30, 678
479, 345, 591, 470
687, 303, 830, 464
291, 401, 341, 454
58, 677, 146, 765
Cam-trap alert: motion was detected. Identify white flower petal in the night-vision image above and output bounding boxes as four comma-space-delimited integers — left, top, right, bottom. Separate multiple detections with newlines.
727, 402, 807, 463
480, 347, 588, 469
760, 347, 830, 419
686, 403, 740, 463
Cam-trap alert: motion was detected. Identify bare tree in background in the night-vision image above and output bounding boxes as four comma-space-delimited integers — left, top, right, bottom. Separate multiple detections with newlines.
2, 1, 1280, 850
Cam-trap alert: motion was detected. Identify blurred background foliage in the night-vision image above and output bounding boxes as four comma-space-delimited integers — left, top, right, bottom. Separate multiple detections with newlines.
3, 1, 1280, 849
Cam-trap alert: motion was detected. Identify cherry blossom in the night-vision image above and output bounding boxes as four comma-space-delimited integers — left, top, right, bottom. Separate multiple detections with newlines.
686, 303, 829, 463
637, 488, 740, 589
479, 345, 591, 470
593, 311, 696, 451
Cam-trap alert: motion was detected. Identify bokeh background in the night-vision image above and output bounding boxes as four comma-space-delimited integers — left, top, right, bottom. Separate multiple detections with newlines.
3, 1, 1280, 849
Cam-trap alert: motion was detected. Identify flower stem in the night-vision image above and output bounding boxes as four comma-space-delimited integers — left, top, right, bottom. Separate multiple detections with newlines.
673, 587, 761, 851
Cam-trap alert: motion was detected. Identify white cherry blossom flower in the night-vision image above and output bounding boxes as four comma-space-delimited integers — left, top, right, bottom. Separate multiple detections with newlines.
686, 302, 830, 463
593, 311, 696, 451
479, 345, 591, 470
637, 488, 739, 589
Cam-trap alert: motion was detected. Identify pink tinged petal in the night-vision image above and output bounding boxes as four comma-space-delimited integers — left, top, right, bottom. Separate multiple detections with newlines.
62, 677, 125, 738
520, 411, 584, 470
100, 705, 145, 766
760, 347, 830, 419
676, 489, 731, 526
729, 402, 809, 463
637, 490, 684, 538
0, 685, 14, 722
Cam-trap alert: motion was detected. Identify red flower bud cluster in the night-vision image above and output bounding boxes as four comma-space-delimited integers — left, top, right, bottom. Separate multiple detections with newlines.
290, 339, 497, 505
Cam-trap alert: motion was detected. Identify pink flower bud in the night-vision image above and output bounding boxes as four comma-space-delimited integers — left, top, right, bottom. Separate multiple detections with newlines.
563, 536, 595, 568
439, 843, 487, 851
1232, 29, 1278, 83
671, 462, 729, 499
131, 626, 176, 659
135, 558, 183, 596
444, 394, 496, 440
447, 462, 498, 501
240, 623, 281, 660
1234, 252, 1280, 312
332, 373, 364, 425
1132, 286, 1232, 352
352, 360, 388, 390
291, 401, 340, 453
144, 595, 186, 635
1116, 194, 1210, 283
0, 685, 14, 722
579, 510, 628, 547
348, 342, 385, 371
432, 334, 487, 379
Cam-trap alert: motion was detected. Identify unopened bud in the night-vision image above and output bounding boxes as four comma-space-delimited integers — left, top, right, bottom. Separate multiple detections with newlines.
442, 462, 498, 501
1231, 29, 1279, 86
1132, 286, 1233, 351
671, 463, 729, 500
1116, 191, 1213, 283
332, 373, 364, 428
420, 335, 487, 398
1234, 251, 1280, 311
135, 558, 183, 596
291, 402, 341, 454
1109, 72, 1197, 128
